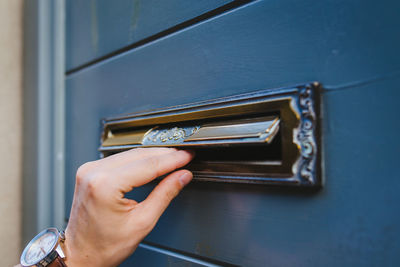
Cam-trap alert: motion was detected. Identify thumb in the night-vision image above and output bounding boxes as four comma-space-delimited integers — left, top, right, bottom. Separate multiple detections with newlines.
139, 169, 193, 221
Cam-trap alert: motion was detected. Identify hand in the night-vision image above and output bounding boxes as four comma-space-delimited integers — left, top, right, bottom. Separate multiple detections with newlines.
63, 148, 194, 267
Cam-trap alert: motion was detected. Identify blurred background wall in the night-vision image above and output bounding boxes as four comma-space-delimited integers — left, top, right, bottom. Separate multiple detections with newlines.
0, 0, 23, 265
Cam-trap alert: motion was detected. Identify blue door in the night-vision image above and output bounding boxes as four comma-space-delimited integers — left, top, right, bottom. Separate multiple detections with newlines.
65, 1, 400, 265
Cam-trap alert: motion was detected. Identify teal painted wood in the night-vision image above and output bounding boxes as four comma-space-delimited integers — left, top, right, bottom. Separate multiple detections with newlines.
121, 245, 210, 267
65, 0, 400, 265
65, 0, 400, 109
66, 78, 400, 267
144, 79, 400, 266
66, 0, 232, 71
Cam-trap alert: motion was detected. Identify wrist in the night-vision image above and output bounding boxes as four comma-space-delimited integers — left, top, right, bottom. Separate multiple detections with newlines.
60, 239, 75, 267
62, 230, 88, 267
62, 239, 90, 267
63, 229, 106, 267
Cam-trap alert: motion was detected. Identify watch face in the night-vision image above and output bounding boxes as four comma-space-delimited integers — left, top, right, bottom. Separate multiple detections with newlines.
21, 228, 59, 266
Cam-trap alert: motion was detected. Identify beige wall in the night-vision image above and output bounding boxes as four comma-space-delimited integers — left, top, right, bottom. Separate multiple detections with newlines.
0, 0, 23, 266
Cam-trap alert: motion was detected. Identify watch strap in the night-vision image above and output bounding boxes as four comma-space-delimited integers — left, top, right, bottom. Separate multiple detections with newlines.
48, 256, 67, 267
41, 250, 67, 267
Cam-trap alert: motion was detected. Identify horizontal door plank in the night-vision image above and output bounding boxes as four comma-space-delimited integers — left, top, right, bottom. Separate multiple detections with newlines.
66, 0, 400, 110
66, 0, 233, 70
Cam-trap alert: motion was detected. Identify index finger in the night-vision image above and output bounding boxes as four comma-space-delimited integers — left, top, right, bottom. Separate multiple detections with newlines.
96, 147, 178, 169
115, 149, 194, 192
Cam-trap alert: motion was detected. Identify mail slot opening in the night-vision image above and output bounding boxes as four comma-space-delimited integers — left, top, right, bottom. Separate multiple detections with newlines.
101, 114, 282, 162
102, 134, 282, 165
191, 132, 282, 163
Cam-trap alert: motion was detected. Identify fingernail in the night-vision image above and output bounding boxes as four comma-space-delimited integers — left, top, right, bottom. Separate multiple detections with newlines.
179, 172, 193, 186
185, 149, 196, 158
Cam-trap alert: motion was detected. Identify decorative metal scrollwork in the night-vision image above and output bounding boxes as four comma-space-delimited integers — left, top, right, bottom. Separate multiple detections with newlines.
143, 126, 200, 145
296, 84, 318, 184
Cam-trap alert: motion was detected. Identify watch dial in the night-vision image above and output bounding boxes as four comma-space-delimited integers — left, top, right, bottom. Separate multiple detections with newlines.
24, 230, 58, 264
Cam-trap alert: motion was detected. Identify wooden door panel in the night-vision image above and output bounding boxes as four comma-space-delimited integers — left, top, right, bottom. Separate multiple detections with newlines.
66, 0, 233, 71
66, 0, 400, 89
121, 245, 208, 267
64, 0, 400, 265
66, 76, 400, 266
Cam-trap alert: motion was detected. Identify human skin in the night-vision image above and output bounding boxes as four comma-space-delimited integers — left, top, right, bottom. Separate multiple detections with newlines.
63, 148, 194, 267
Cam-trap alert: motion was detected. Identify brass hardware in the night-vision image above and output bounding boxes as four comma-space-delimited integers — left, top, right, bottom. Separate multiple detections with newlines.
100, 83, 322, 187
102, 116, 280, 148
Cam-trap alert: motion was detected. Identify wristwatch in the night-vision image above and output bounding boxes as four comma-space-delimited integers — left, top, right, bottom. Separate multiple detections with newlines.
20, 228, 67, 267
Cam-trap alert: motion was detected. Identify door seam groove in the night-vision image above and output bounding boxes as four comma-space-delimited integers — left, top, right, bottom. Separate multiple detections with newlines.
139, 241, 239, 267
65, 0, 255, 76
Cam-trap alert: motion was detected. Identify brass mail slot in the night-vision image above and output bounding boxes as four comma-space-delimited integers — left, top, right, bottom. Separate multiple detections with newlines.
102, 116, 280, 148
100, 83, 322, 187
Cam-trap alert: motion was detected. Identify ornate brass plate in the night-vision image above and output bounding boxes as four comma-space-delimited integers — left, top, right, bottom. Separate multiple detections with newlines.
102, 116, 280, 147
100, 83, 322, 187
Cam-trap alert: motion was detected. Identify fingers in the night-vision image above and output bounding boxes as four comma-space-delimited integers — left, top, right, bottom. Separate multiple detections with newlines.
99, 147, 178, 169
138, 169, 193, 221
115, 149, 194, 192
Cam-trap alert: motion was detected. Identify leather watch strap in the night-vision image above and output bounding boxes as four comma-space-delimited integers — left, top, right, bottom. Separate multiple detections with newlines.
48, 256, 67, 267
